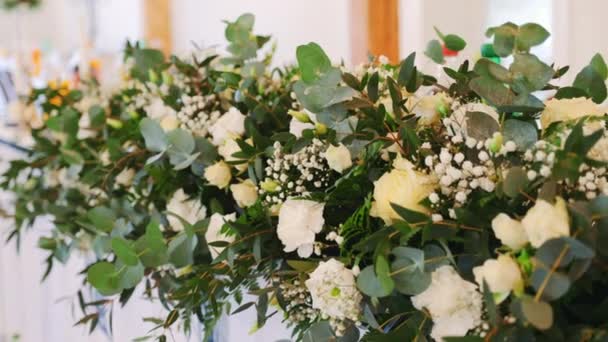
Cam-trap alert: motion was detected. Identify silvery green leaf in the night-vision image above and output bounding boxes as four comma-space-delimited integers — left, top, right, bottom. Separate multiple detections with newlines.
140, 118, 168, 152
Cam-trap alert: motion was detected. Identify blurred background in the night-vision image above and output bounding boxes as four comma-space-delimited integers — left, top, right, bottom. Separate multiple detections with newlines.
0, 0, 605, 341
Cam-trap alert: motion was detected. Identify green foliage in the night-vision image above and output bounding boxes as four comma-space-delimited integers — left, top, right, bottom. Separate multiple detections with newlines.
5, 15, 608, 342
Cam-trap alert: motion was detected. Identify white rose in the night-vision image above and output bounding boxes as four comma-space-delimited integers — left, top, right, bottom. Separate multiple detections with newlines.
218, 138, 250, 172
407, 92, 452, 126
449, 102, 500, 137
380, 132, 401, 161
230, 180, 258, 208
277, 199, 325, 258
166, 189, 207, 231
583, 121, 608, 161
115, 168, 135, 187
411, 265, 482, 341
145, 97, 176, 121
100, 150, 111, 166
160, 115, 180, 131
540, 97, 603, 129
473, 254, 523, 294
205, 212, 237, 259
371, 155, 437, 224
77, 112, 97, 139
289, 111, 316, 138
209, 107, 246, 145
522, 197, 570, 248
324, 143, 352, 173
204, 161, 232, 189
491, 213, 529, 250
305, 259, 362, 321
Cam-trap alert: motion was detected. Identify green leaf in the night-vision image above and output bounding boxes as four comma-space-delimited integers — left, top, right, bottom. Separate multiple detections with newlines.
164, 309, 179, 328
140, 118, 168, 152
367, 72, 379, 103
425, 39, 444, 64
469, 76, 515, 107
132, 49, 165, 81
89, 105, 106, 127
168, 232, 198, 267
530, 267, 570, 301
591, 53, 608, 80
490, 23, 518, 57
60, 148, 84, 165
111, 237, 139, 266
296, 42, 332, 84
390, 258, 431, 295
503, 119, 537, 150
554, 86, 589, 100
398, 52, 416, 87
510, 53, 554, 92
356, 265, 393, 297
465, 111, 500, 140
516, 23, 550, 51
573, 65, 607, 104
482, 281, 499, 326
521, 297, 554, 330
166, 128, 197, 169
503, 166, 528, 198
375, 255, 395, 295
87, 207, 116, 232
286, 259, 318, 273
302, 322, 334, 342
390, 203, 429, 225
392, 246, 424, 271
116, 260, 144, 289
87, 262, 121, 296
443, 34, 466, 51
134, 220, 168, 267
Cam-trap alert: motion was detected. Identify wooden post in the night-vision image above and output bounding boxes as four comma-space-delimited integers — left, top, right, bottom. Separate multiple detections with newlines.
350, 0, 400, 64
143, 0, 172, 56
367, 0, 400, 63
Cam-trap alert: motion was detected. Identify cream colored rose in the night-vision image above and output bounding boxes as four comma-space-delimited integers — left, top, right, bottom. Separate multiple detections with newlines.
521, 197, 569, 248
540, 97, 603, 129
407, 92, 452, 126
205, 212, 236, 259
324, 143, 352, 173
209, 107, 246, 145
115, 168, 136, 187
371, 155, 437, 224
218, 138, 250, 172
230, 180, 258, 208
277, 199, 325, 257
204, 161, 232, 189
491, 213, 529, 250
160, 115, 180, 131
166, 189, 207, 231
473, 254, 523, 294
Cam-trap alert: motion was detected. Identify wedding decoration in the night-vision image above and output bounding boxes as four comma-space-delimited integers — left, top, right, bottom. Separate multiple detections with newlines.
1, 0, 41, 10
3, 14, 608, 341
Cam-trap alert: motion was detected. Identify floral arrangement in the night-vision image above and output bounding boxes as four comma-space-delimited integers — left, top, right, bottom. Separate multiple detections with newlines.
3, 14, 608, 341
1, 0, 41, 10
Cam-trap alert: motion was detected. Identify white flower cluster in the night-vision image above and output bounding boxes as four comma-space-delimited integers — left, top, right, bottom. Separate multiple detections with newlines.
411, 265, 483, 341
425, 134, 501, 216
278, 279, 319, 324
260, 139, 331, 207
305, 259, 362, 336
523, 140, 556, 182
176, 94, 220, 136
572, 164, 608, 199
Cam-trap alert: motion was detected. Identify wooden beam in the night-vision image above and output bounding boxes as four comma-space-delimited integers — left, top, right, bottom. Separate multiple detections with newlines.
144, 0, 172, 56
366, 0, 400, 63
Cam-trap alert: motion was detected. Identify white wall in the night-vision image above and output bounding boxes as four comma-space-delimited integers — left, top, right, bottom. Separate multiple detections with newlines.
171, 0, 352, 65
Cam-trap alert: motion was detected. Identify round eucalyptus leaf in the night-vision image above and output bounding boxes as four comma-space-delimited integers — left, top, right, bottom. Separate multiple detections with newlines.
356, 265, 393, 298
521, 297, 554, 330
